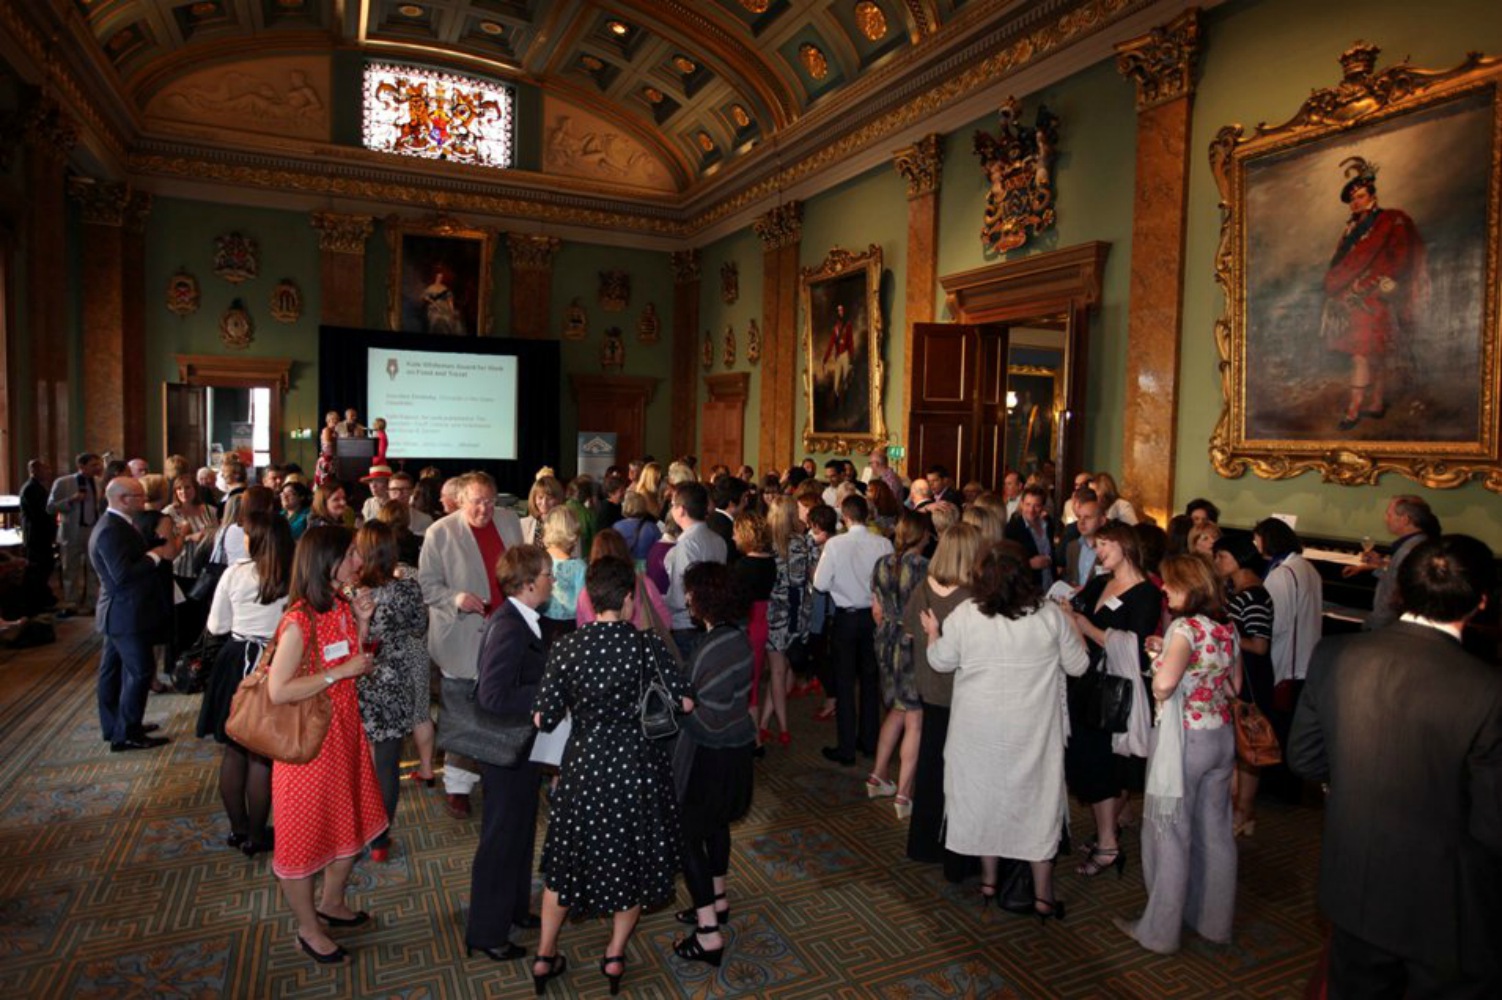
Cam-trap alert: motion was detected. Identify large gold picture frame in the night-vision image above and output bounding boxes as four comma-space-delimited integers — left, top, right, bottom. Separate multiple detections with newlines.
801, 244, 886, 454
1209, 44, 1502, 491
386, 214, 496, 336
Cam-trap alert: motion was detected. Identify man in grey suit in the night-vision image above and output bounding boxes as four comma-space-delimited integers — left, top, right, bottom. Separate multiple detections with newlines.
1355, 494, 1440, 631
1063, 490, 1103, 589
1290, 535, 1501, 998
418, 472, 523, 818
47, 452, 103, 615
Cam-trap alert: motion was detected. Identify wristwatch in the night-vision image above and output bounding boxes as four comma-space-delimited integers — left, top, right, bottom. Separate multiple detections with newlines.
323, 673, 336, 687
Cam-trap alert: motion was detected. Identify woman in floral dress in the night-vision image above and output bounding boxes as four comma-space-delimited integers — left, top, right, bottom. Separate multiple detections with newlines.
352, 521, 431, 862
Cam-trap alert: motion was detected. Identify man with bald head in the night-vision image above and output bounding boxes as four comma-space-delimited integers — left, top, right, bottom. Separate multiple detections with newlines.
906, 477, 933, 510
90, 477, 180, 752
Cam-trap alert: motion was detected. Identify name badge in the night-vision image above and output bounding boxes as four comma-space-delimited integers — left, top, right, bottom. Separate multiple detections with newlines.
323, 640, 350, 662
1103, 596, 1123, 611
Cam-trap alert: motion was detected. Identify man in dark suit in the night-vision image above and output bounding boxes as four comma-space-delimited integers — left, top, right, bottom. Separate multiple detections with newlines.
708, 476, 748, 564
1003, 484, 1057, 589
1063, 489, 1103, 589
18, 459, 59, 615
466, 545, 553, 961
1290, 535, 1502, 999
89, 477, 180, 752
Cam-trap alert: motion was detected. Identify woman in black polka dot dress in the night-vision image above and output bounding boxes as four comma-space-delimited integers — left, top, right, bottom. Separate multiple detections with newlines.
530, 557, 695, 995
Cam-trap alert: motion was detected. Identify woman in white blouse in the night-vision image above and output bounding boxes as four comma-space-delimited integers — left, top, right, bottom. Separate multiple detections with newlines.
195, 512, 293, 857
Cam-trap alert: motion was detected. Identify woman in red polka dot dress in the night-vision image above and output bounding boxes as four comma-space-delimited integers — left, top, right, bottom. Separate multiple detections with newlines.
266, 525, 389, 964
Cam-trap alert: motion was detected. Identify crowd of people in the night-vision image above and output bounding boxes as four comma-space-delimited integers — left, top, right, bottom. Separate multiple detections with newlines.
9, 445, 1499, 997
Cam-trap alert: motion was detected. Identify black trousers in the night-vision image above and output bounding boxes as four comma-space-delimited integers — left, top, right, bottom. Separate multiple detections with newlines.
831, 609, 878, 757
1329, 924, 1499, 1000
371, 738, 403, 849
680, 809, 732, 910
466, 759, 541, 949
906, 701, 977, 882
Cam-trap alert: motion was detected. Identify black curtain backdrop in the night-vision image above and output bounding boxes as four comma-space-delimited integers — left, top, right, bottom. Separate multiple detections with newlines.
318, 325, 559, 498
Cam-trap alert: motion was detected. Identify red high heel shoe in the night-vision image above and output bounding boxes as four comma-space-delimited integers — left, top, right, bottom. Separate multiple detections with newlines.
778, 730, 792, 746
404, 771, 436, 788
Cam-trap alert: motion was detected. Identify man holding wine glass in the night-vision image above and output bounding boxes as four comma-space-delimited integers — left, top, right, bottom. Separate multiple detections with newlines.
1344, 496, 1440, 631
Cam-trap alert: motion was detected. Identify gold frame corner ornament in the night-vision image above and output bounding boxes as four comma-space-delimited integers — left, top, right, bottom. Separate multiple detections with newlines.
800, 244, 887, 455
1209, 43, 1502, 493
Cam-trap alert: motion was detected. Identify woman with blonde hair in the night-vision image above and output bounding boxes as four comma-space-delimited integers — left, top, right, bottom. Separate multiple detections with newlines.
962, 504, 1005, 546
520, 474, 566, 549
541, 504, 586, 643
1187, 521, 1222, 561
904, 523, 985, 873
614, 490, 662, 562
1094, 472, 1139, 525
867, 509, 932, 818
667, 461, 696, 486
760, 495, 810, 744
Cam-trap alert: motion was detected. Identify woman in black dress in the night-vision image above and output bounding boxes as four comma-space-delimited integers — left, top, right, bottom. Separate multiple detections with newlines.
672, 562, 756, 968
530, 558, 695, 996
1065, 520, 1162, 879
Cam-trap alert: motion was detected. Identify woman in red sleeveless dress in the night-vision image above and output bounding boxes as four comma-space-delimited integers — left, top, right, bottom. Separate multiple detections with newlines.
266, 525, 389, 964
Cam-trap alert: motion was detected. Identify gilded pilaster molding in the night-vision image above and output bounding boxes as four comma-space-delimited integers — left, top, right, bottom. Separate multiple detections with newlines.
752, 201, 803, 251
508, 233, 562, 271
68, 179, 133, 227
1115, 7, 1202, 112
310, 212, 374, 255
892, 133, 944, 199
671, 248, 701, 284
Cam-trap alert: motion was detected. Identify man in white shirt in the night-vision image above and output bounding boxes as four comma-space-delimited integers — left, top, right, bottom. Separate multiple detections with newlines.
812, 494, 893, 766
1257, 518, 1324, 692
360, 464, 393, 522
663, 481, 727, 660
820, 460, 845, 508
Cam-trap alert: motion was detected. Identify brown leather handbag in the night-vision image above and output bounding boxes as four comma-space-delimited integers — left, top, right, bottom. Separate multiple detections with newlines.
225, 622, 332, 765
1233, 665, 1283, 768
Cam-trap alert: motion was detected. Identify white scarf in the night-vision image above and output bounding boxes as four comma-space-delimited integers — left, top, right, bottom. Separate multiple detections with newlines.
1144, 682, 1185, 835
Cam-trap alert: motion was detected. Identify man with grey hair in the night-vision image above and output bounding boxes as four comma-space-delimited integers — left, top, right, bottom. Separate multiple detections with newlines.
1358, 494, 1440, 630
867, 447, 904, 500
48, 452, 104, 615
906, 477, 933, 510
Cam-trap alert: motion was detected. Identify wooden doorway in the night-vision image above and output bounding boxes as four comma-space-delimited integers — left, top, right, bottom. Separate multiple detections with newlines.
569, 375, 658, 468
701, 373, 750, 474
907, 323, 1011, 489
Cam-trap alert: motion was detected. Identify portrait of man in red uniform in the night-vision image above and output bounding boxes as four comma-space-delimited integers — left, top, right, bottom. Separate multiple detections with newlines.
821, 303, 856, 406
1321, 156, 1429, 431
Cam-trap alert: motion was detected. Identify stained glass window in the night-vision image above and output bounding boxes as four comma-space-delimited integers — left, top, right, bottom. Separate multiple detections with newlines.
362, 63, 514, 168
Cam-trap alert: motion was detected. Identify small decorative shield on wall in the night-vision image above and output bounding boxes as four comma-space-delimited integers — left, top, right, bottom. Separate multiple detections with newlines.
269, 280, 301, 324
564, 298, 588, 340
599, 270, 630, 312
723, 323, 736, 369
637, 303, 660, 344
166, 269, 199, 317
220, 300, 254, 350
746, 319, 761, 365
601, 326, 625, 370
973, 97, 1060, 254
213, 232, 259, 283
721, 261, 739, 304
702, 329, 714, 371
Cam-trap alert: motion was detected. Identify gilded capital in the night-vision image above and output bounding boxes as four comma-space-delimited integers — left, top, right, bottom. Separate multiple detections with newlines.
671, 249, 701, 284
124, 192, 153, 234
68, 179, 133, 226
1115, 7, 1202, 112
310, 212, 375, 254
20, 93, 79, 165
508, 233, 562, 271
753, 200, 803, 251
892, 133, 944, 198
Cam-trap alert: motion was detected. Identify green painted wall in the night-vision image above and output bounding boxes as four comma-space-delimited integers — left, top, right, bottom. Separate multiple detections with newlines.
143, 198, 324, 471
695, 227, 765, 470
936, 57, 1138, 477
547, 241, 677, 474
1178, 0, 1502, 546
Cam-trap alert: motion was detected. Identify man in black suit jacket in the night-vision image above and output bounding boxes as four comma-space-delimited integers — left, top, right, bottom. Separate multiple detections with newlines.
465, 545, 553, 960
708, 476, 748, 564
18, 459, 59, 615
1290, 535, 1502, 998
89, 477, 180, 752
1002, 485, 1057, 588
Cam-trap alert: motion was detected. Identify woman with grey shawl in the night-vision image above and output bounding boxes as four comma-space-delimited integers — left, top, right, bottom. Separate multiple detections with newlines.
670, 561, 756, 970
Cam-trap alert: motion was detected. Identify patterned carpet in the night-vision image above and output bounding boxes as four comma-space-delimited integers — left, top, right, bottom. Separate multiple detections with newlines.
0, 619, 1325, 998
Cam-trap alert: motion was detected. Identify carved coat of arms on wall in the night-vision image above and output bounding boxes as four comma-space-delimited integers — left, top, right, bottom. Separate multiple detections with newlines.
723, 323, 736, 369
721, 261, 739, 304
702, 329, 714, 371
601, 327, 625, 370
269, 280, 301, 323
637, 303, 660, 344
220, 300, 254, 350
746, 319, 762, 365
166, 270, 199, 317
213, 232, 259, 283
599, 270, 630, 312
564, 298, 588, 340
973, 97, 1060, 254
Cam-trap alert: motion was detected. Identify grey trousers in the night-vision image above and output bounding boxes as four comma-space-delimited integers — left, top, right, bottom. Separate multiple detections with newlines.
1133, 725, 1237, 954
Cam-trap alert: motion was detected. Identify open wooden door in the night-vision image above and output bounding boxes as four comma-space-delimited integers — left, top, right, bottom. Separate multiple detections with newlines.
162, 383, 208, 471
906, 322, 1010, 486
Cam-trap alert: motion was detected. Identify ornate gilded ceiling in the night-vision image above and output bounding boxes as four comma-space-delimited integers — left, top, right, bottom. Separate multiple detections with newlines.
14, 0, 1179, 238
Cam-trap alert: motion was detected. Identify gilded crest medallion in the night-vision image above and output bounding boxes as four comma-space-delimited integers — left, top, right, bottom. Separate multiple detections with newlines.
702, 329, 714, 371
166, 270, 199, 317
564, 298, 588, 340
213, 232, 259, 283
220, 300, 254, 350
973, 98, 1060, 254
720, 261, 739, 304
269, 279, 301, 323
601, 327, 625, 370
637, 303, 660, 344
746, 319, 761, 365
599, 270, 630, 312
723, 323, 736, 369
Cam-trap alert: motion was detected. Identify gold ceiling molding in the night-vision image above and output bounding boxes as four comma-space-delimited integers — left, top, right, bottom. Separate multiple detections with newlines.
310, 211, 375, 254
0, 2, 127, 161
1115, 7, 1202, 111
129, 151, 685, 235
891, 133, 944, 198
671, 248, 702, 283
682, 0, 1142, 235
507, 233, 562, 271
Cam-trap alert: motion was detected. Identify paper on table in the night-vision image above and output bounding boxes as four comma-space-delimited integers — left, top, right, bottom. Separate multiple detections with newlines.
530, 713, 572, 766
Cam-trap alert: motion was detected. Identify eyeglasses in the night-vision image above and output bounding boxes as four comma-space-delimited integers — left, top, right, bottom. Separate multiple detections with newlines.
466, 497, 497, 509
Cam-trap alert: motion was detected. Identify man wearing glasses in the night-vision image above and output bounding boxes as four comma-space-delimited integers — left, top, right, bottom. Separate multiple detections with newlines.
89, 477, 181, 752
387, 471, 433, 536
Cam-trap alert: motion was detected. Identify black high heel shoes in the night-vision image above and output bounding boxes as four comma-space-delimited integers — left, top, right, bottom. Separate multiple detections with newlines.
673, 926, 724, 968
531, 954, 567, 996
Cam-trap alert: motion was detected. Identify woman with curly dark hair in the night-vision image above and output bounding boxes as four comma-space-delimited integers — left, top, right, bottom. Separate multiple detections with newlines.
921, 543, 1089, 920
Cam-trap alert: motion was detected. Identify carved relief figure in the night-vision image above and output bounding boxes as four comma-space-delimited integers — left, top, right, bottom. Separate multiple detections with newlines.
159, 69, 325, 126
544, 110, 667, 187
